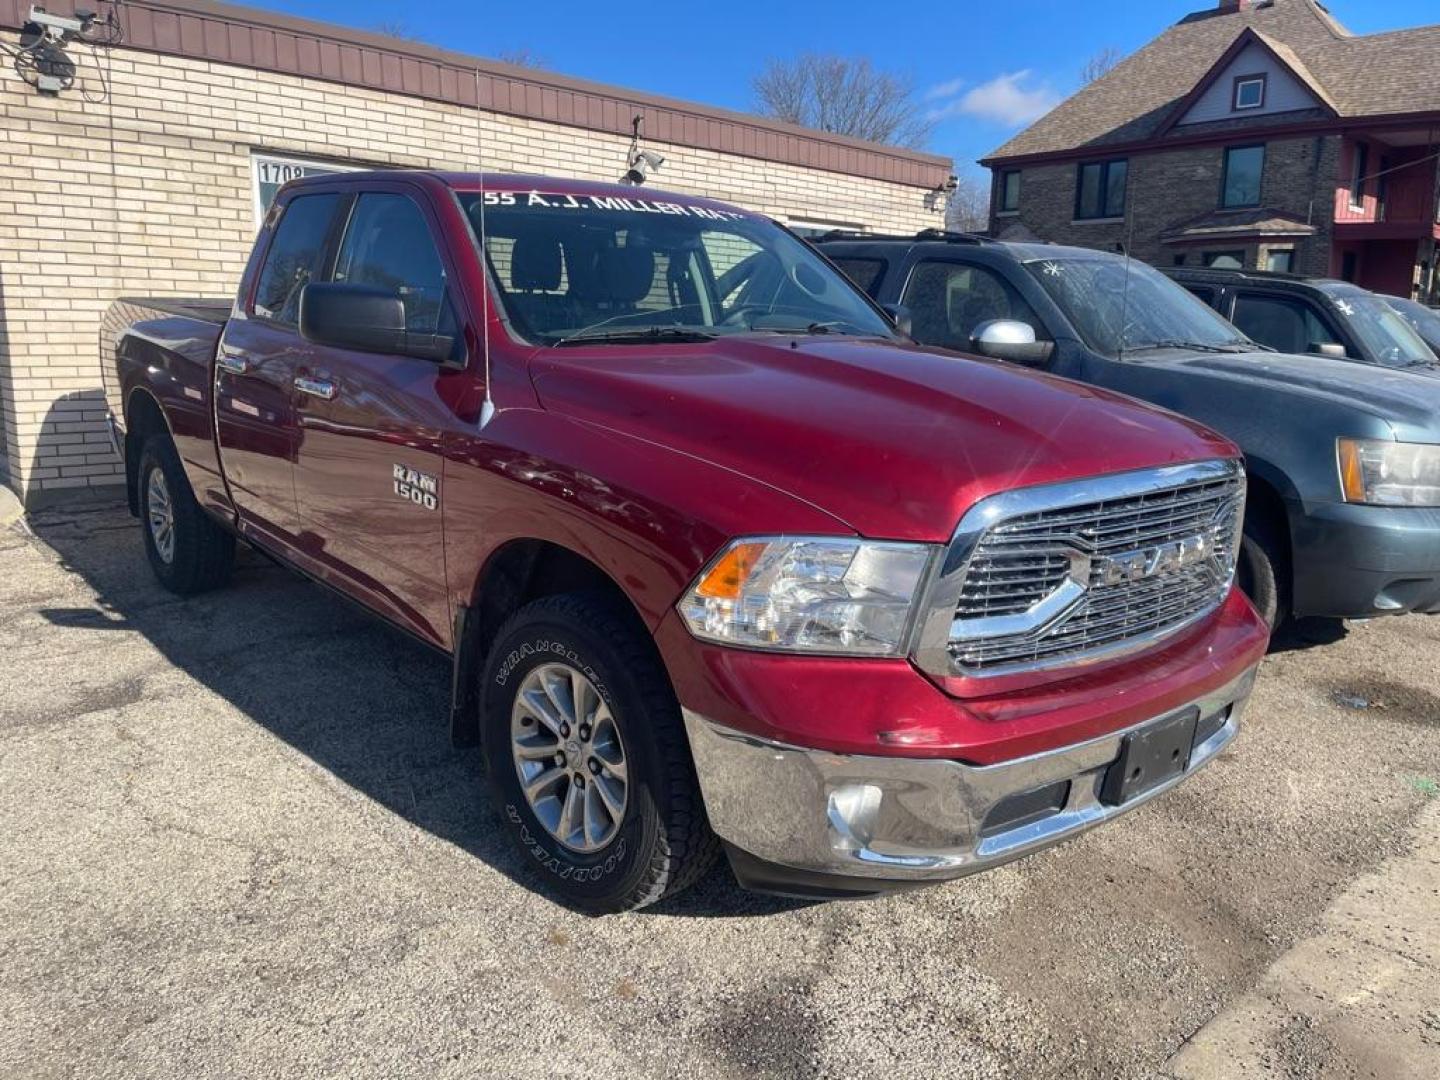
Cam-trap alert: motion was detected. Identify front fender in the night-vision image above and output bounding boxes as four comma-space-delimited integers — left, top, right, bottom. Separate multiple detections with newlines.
440, 408, 855, 632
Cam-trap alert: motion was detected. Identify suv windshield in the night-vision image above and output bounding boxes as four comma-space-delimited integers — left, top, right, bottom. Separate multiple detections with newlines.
460, 190, 893, 345
1384, 295, 1440, 356
1025, 256, 1251, 357
1330, 292, 1436, 367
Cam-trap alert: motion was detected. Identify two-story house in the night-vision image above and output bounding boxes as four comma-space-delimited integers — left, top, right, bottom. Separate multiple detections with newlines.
983, 0, 1440, 300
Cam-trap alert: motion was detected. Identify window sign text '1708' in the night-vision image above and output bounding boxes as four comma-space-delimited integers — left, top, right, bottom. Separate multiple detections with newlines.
480, 190, 750, 221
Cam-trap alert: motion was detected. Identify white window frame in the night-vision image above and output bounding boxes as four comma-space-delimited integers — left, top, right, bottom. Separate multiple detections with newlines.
250, 151, 364, 227
1233, 76, 1266, 111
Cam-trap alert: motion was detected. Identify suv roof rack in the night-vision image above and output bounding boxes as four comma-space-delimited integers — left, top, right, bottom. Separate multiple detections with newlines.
1171, 266, 1308, 283
813, 227, 988, 245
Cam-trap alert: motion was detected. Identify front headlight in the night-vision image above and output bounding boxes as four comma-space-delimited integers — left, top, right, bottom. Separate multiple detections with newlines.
678, 537, 935, 655
1337, 439, 1440, 507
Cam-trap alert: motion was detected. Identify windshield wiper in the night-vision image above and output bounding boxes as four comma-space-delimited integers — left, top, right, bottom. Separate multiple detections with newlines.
552, 326, 719, 347
745, 317, 877, 337
1128, 339, 1252, 354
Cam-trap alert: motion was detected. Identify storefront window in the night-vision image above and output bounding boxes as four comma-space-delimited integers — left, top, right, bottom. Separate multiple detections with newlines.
251, 152, 361, 226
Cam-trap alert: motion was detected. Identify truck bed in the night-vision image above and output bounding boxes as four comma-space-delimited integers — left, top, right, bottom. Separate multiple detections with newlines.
100, 296, 233, 511
117, 296, 233, 325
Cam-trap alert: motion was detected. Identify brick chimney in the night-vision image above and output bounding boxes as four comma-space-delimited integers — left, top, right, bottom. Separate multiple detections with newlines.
1217, 0, 1252, 10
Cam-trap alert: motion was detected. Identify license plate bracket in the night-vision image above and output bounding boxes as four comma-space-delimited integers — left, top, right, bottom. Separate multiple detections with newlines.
1100, 707, 1200, 806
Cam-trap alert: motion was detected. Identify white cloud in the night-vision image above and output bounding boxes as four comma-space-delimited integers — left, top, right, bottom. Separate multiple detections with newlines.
924, 76, 966, 101
928, 70, 1062, 127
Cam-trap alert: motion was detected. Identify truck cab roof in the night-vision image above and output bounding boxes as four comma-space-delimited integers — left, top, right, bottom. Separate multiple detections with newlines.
279, 169, 749, 217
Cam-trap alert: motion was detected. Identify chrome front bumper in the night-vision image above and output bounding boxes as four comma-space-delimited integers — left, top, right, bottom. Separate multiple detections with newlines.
684, 665, 1256, 890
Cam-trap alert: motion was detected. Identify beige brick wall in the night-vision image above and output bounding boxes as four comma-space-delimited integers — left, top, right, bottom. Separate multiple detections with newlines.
0, 44, 942, 503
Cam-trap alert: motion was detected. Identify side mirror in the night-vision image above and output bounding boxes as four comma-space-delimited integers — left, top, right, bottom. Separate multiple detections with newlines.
299, 283, 455, 363
1311, 341, 1347, 359
970, 319, 1055, 366
881, 303, 913, 338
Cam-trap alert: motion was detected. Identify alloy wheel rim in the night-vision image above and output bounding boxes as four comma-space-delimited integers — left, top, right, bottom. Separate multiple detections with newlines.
510, 662, 628, 854
146, 468, 175, 564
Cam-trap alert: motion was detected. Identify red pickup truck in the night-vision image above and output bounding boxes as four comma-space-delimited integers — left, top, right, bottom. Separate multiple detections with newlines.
100, 171, 1268, 912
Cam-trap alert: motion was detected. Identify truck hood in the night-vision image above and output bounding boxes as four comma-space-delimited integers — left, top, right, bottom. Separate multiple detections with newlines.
529, 336, 1235, 542
1139, 350, 1440, 433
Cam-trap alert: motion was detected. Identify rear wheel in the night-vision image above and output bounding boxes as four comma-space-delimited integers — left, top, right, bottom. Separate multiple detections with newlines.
481, 593, 719, 913
137, 435, 235, 595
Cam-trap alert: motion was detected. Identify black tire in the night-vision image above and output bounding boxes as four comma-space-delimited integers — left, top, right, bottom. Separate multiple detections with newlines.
137, 435, 235, 595
480, 593, 719, 913
1237, 513, 1289, 631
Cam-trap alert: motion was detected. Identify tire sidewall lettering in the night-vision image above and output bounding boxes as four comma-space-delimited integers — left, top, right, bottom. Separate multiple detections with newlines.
495, 634, 630, 883
506, 803, 629, 882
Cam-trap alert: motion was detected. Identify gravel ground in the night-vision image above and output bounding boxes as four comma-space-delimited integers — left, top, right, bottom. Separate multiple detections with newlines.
1, 498, 1437, 1079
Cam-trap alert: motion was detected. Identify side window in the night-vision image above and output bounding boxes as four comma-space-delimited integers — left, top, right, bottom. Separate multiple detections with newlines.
901, 261, 1048, 351
252, 193, 341, 325
1232, 294, 1343, 355
830, 257, 886, 298
1182, 284, 1220, 310
333, 193, 449, 334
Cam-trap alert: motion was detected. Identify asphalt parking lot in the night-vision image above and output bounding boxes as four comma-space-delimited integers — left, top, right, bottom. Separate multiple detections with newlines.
2, 498, 1437, 1080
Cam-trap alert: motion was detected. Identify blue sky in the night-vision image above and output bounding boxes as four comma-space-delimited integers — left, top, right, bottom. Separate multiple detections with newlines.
249, 0, 1436, 179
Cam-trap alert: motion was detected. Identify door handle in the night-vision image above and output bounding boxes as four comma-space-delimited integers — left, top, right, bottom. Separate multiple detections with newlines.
294, 375, 337, 401
216, 352, 250, 375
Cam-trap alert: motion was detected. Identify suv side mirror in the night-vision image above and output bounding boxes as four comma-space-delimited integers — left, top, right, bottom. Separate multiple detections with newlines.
299, 283, 455, 363
970, 319, 1055, 366
881, 303, 913, 337
1310, 341, 1347, 359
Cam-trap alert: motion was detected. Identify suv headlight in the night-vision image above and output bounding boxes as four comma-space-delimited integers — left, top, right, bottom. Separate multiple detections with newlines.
678, 537, 935, 655
1338, 439, 1440, 507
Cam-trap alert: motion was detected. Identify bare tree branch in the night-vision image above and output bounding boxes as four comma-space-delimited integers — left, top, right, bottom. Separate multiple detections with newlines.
371, 23, 546, 69
944, 174, 990, 233
495, 48, 548, 69
753, 54, 933, 150
372, 20, 426, 41
1079, 47, 1123, 86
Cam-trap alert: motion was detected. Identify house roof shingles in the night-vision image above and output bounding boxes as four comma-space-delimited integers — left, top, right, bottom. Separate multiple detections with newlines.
1159, 207, 1317, 242
986, 0, 1440, 163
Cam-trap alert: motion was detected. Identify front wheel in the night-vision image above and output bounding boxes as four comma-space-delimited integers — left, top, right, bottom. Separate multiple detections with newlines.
481, 593, 719, 913
1236, 514, 1289, 631
137, 435, 235, 595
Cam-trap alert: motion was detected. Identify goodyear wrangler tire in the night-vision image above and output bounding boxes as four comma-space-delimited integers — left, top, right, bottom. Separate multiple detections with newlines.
481, 593, 719, 913
137, 435, 235, 596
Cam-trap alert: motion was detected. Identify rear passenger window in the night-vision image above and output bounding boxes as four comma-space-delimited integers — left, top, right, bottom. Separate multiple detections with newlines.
1232, 294, 1343, 356
830, 257, 886, 298
901, 261, 1048, 352
333, 193, 449, 334
1182, 285, 1220, 309
252, 193, 340, 325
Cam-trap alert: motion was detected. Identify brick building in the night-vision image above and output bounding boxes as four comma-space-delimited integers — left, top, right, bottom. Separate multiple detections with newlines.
983, 0, 1440, 299
0, 0, 951, 505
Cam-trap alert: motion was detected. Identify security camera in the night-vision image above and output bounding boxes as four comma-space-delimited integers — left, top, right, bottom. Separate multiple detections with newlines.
26, 5, 96, 41
623, 149, 664, 186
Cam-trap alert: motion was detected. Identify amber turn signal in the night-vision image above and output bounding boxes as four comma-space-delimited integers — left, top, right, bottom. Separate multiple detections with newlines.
1337, 439, 1368, 503
693, 541, 767, 600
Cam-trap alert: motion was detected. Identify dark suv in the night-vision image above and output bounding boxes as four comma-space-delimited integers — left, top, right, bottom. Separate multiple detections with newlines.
1166, 266, 1438, 374
1383, 295, 1440, 359
817, 232, 1440, 630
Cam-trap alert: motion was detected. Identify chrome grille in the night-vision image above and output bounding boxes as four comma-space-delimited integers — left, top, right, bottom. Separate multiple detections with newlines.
913, 460, 1245, 678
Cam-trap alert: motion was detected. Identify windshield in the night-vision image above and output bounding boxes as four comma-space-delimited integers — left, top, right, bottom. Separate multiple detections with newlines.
1381, 296, 1440, 356
460, 191, 894, 345
1024, 256, 1251, 357
1332, 293, 1435, 367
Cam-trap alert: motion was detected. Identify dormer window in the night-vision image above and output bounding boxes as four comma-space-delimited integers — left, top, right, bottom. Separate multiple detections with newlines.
1233, 74, 1266, 111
